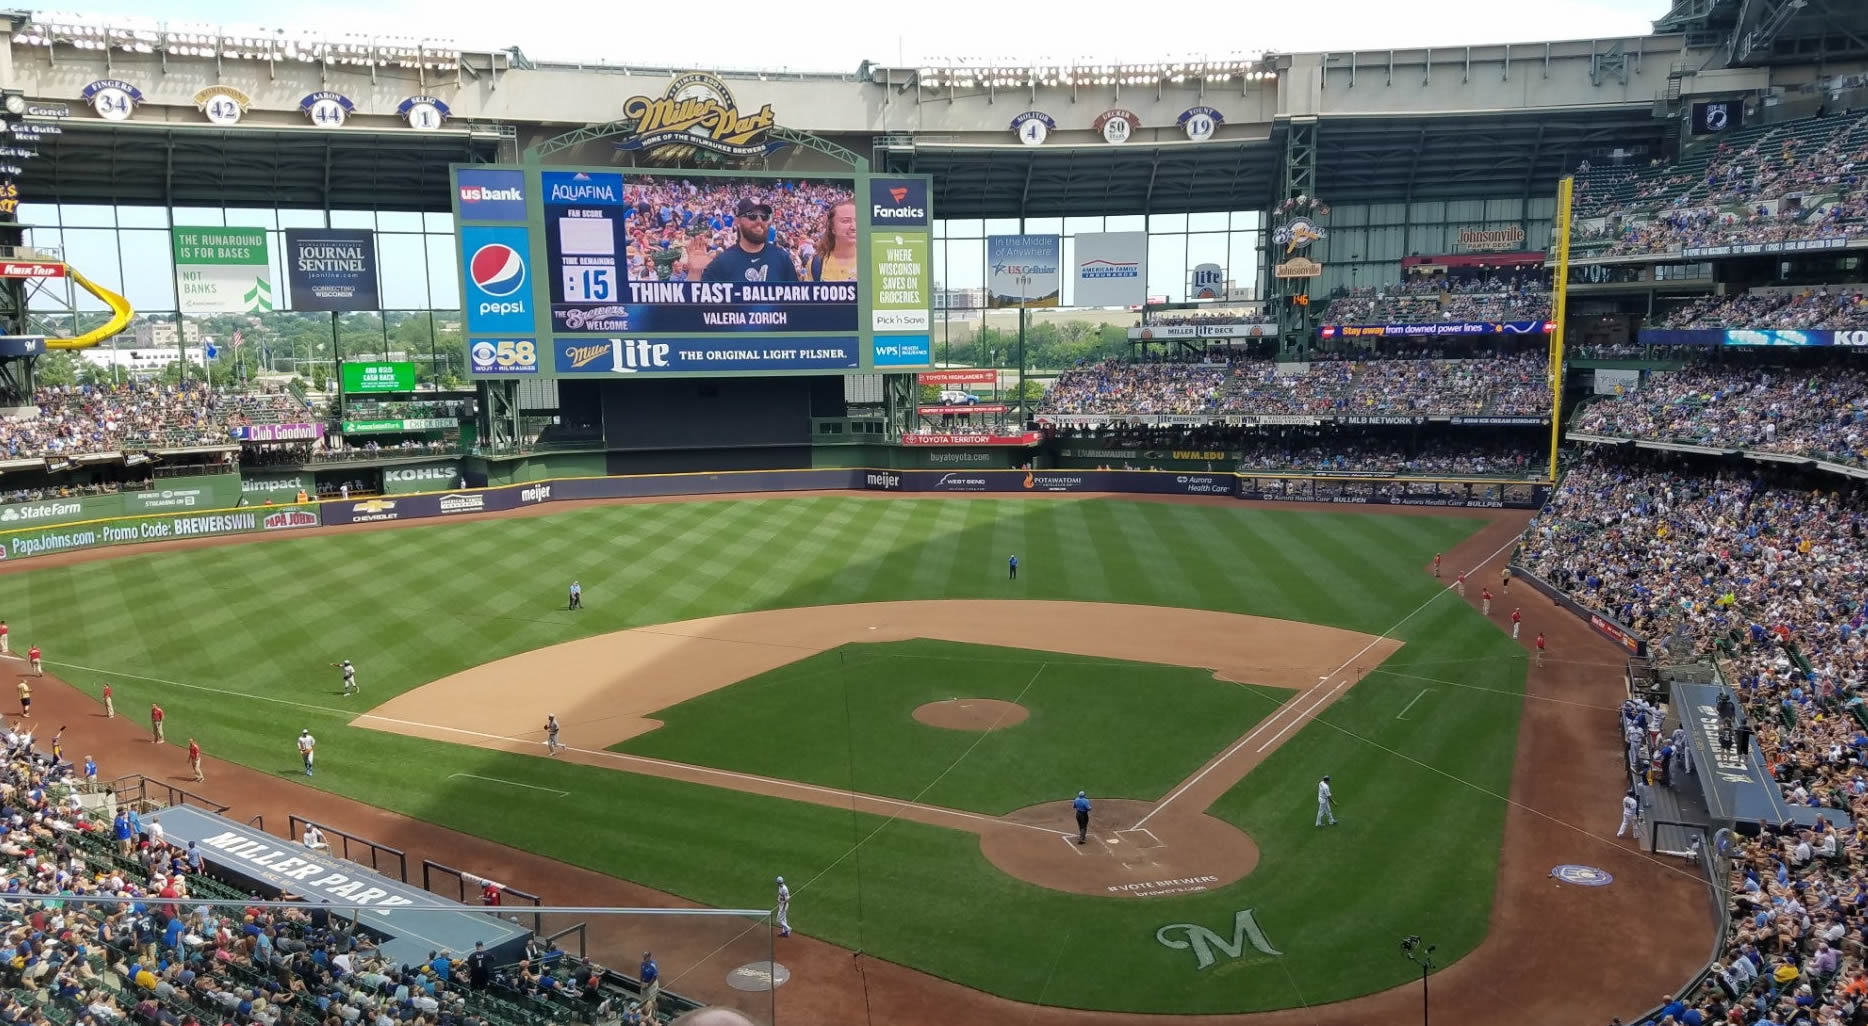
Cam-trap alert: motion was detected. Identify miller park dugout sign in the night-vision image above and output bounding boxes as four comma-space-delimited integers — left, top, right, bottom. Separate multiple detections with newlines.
616, 73, 784, 160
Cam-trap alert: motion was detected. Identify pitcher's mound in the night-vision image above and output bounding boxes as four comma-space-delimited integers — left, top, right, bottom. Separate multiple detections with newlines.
913, 698, 1029, 731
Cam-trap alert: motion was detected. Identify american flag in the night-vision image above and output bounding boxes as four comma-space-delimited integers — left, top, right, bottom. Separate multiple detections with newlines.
231, 329, 244, 349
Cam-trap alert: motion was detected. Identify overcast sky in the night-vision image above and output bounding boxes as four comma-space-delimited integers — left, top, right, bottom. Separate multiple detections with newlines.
54, 0, 1674, 72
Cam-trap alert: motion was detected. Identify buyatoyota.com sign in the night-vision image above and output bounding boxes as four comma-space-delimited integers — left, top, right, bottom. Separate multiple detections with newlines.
285, 229, 380, 311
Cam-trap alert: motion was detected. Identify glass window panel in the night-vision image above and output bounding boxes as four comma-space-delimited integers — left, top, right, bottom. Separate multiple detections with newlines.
1024, 217, 1062, 235
424, 211, 454, 234
1148, 213, 1188, 233
265, 230, 287, 312
1231, 211, 1260, 231
171, 207, 223, 228
1104, 215, 1145, 232
425, 235, 460, 310
18, 202, 56, 227
940, 238, 985, 302
378, 234, 429, 310
1229, 232, 1261, 298
20, 225, 58, 254
116, 205, 168, 229
278, 208, 326, 228
377, 210, 423, 232
329, 209, 374, 229
58, 204, 114, 228
1065, 216, 1105, 236
1060, 236, 1075, 307
118, 231, 177, 312
1148, 234, 1188, 302
225, 208, 276, 229
983, 217, 1021, 237
59, 229, 122, 312
943, 218, 983, 239
1187, 234, 1230, 299
24, 228, 61, 313
1189, 212, 1229, 232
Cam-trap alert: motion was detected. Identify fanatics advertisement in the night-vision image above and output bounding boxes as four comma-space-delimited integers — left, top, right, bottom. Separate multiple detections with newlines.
551, 336, 859, 375
545, 171, 861, 335
1320, 320, 1556, 339
284, 229, 380, 311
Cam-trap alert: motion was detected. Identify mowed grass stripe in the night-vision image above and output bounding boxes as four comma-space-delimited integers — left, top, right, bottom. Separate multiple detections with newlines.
7, 497, 1519, 1014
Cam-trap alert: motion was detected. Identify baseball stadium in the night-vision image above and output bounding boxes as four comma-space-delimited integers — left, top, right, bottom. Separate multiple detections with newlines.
0, 2, 1864, 1024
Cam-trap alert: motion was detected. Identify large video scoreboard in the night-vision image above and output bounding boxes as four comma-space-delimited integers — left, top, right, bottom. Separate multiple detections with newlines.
451, 164, 934, 379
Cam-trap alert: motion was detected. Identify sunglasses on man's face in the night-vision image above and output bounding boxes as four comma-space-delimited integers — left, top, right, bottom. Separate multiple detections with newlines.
741, 211, 770, 221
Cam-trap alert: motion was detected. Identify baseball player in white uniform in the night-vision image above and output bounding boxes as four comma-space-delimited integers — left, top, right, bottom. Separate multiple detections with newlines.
545, 715, 564, 755
775, 876, 791, 937
1316, 775, 1337, 827
332, 660, 357, 696
1616, 789, 1639, 838
298, 729, 316, 776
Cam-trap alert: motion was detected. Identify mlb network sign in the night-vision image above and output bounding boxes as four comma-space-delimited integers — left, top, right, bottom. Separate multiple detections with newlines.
455, 168, 526, 222
869, 178, 929, 227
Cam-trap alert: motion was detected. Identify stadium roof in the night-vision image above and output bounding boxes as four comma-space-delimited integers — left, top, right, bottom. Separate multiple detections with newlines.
891, 107, 1671, 219
1654, 0, 1868, 64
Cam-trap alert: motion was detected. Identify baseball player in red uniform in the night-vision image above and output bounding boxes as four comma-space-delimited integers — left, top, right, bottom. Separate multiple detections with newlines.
0, 619, 9, 655
1510, 607, 1522, 639
1455, 571, 1466, 598
187, 738, 203, 782
27, 645, 41, 677
1432, 553, 1442, 578
102, 682, 113, 719
150, 703, 165, 744
1535, 632, 1546, 667
1480, 587, 1492, 616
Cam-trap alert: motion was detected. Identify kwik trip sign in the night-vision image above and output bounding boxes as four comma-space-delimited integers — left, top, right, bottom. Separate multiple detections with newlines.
617, 72, 780, 159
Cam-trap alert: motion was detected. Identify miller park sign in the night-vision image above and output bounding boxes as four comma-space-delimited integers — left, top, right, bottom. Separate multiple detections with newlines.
616, 72, 784, 160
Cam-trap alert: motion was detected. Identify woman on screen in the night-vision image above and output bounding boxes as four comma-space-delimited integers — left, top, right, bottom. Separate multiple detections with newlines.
811, 200, 860, 282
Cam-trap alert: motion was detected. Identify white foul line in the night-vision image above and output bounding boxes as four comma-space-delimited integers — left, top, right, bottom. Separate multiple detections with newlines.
1136, 529, 1524, 829
1395, 689, 1429, 721
448, 772, 569, 797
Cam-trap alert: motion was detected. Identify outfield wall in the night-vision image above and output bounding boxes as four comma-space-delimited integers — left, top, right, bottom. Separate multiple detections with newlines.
0, 469, 1548, 563
1509, 562, 1650, 657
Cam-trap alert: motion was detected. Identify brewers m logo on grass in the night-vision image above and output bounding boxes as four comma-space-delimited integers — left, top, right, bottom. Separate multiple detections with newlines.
617, 73, 781, 160
193, 86, 251, 127
1156, 909, 1283, 970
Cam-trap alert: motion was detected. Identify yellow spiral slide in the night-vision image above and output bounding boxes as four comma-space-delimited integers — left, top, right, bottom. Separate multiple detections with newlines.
45, 263, 134, 349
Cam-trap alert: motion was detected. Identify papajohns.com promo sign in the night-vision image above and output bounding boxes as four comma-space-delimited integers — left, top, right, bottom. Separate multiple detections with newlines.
172, 227, 271, 313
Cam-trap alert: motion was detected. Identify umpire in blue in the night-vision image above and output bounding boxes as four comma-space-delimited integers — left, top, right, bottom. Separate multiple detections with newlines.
1073, 790, 1091, 844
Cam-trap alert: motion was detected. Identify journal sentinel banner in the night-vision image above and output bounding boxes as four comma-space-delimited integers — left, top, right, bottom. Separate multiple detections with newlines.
285, 229, 380, 312
986, 234, 1061, 308
1072, 232, 1147, 307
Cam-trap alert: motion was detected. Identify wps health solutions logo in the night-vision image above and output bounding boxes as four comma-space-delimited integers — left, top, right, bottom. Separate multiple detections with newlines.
617, 73, 780, 159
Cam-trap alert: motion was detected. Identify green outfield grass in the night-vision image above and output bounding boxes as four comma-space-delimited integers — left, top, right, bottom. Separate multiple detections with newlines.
4, 496, 1523, 1013
616, 638, 1292, 815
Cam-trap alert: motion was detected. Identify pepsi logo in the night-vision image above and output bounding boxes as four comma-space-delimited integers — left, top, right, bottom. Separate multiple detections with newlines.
470, 244, 526, 297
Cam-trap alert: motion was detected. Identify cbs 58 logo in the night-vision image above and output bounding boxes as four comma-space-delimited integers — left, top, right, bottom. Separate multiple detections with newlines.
470, 339, 538, 374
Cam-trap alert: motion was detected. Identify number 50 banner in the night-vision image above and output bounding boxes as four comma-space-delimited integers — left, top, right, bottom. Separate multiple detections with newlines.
986, 234, 1061, 309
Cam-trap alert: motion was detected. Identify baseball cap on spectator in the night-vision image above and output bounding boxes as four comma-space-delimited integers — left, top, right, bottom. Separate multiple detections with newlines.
735, 198, 772, 218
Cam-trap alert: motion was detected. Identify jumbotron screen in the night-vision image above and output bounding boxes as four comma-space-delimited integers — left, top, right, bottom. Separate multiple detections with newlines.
452, 164, 934, 379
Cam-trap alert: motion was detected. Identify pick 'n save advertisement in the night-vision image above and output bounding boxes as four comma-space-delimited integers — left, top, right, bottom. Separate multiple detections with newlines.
870, 230, 930, 334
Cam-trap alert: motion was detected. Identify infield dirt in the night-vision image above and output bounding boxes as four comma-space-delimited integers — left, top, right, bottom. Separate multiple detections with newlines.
4, 494, 1716, 1026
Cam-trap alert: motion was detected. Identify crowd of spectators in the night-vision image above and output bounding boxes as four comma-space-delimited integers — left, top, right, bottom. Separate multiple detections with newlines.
1233, 437, 1540, 476
1574, 363, 1868, 467
1577, 208, 1868, 258
1658, 289, 1868, 331
620, 177, 856, 284
1320, 275, 1551, 325
1038, 355, 1552, 419
0, 383, 230, 459
1520, 454, 1868, 1025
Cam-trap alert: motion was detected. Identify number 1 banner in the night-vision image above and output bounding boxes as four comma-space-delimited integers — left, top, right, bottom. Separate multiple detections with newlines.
285, 229, 380, 312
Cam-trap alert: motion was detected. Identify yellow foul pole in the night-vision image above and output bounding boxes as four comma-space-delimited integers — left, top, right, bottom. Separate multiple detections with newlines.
1547, 175, 1575, 484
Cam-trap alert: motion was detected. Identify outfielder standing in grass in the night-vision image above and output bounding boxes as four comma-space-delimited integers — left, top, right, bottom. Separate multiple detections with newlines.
332, 659, 357, 696
568, 580, 583, 611
298, 729, 316, 776
1317, 774, 1337, 827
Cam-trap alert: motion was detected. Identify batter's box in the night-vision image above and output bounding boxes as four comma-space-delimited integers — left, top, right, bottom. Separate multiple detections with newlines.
1115, 827, 1165, 849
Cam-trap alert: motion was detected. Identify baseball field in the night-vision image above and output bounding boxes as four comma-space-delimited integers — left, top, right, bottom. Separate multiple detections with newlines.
3, 493, 1598, 1014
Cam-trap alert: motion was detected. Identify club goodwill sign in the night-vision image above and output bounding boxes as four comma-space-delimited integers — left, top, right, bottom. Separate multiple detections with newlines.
286, 229, 380, 311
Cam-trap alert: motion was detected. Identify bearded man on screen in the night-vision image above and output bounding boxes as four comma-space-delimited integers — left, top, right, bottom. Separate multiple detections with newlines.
702, 198, 800, 283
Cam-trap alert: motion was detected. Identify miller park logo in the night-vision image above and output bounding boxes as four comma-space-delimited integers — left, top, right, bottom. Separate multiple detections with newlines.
617, 73, 783, 160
